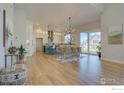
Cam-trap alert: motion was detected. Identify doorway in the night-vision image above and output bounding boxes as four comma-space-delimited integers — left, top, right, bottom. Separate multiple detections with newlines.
36, 38, 43, 52
80, 31, 101, 54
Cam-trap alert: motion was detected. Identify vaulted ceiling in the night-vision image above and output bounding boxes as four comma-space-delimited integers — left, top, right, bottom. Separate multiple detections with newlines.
14, 3, 104, 29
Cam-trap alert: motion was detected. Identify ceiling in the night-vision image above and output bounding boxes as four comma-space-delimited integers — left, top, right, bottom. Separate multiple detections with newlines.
14, 3, 104, 30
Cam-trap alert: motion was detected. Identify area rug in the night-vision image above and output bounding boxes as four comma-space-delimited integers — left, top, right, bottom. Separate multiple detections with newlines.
57, 55, 84, 62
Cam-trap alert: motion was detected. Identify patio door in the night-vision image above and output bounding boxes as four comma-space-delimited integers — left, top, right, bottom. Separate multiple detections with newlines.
89, 32, 101, 54
80, 32, 88, 53
80, 31, 101, 54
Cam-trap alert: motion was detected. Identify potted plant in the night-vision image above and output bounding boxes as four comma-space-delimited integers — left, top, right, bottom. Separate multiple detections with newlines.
96, 42, 101, 58
19, 45, 25, 60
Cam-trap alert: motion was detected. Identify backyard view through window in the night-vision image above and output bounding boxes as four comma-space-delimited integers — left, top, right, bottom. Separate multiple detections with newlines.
80, 31, 101, 54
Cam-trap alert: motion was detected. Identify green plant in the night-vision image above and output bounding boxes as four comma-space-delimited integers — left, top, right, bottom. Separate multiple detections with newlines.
96, 45, 101, 54
19, 45, 25, 56
96, 42, 101, 58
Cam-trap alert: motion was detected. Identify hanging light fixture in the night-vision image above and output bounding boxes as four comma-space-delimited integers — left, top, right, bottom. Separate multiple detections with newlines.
64, 17, 75, 45
65, 17, 74, 35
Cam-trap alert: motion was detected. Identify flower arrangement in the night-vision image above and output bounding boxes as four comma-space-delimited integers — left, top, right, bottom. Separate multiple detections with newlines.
8, 46, 17, 54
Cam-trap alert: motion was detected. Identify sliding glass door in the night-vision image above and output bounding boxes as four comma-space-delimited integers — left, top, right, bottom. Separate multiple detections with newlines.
80, 32, 88, 53
89, 32, 101, 54
80, 31, 101, 54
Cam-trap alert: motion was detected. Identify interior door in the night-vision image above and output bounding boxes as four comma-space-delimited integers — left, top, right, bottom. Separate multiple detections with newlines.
36, 38, 43, 52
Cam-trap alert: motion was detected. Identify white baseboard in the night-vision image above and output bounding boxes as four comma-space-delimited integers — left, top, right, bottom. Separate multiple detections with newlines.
101, 58, 124, 64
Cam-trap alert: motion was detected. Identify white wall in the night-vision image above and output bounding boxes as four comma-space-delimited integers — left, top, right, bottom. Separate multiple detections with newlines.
4, 4, 14, 52
0, 4, 5, 68
36, 31, 48, 45
26, 21, 36, 56
14, 8, 36, 57
0, 4, 14, 68
14, 8, 27, 48
101, 4, 124, 64
74, 20, 101, 46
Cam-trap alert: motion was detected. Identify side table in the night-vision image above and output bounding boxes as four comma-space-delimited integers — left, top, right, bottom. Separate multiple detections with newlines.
5, 54, 19, 68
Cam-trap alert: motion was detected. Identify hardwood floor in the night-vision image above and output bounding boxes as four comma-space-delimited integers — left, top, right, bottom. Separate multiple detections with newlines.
26, 52, 124, 85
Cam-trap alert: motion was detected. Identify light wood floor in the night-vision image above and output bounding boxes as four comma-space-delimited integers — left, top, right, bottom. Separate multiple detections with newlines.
26, 52, 124, 85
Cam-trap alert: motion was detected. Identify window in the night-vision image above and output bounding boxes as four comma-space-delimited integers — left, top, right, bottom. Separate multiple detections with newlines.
80, 32, 88, 53
80, 31, 101, 54
64, 34, 72, 44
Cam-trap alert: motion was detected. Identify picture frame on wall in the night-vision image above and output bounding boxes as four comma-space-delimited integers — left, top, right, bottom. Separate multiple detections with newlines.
108, 24, 123, 44
3, 9, 13, 47
3, 9, 6, 47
